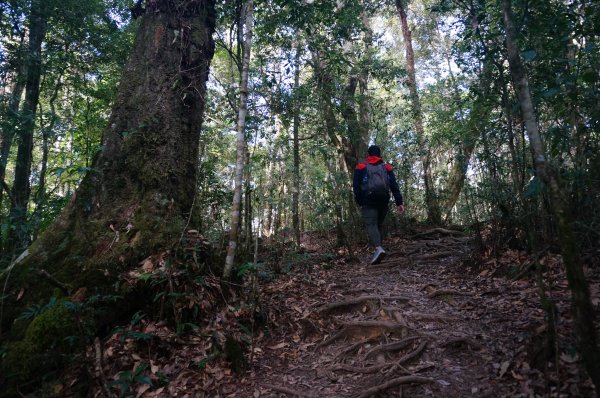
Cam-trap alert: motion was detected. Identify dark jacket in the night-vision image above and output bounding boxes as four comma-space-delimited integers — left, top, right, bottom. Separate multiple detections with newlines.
353, 156, 403, 207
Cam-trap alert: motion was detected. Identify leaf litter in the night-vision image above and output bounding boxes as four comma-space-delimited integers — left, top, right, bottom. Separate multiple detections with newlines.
57, 227, 597, 397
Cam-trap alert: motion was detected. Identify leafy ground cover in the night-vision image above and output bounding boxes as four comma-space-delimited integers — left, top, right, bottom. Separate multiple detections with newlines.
54, 228, 597, 397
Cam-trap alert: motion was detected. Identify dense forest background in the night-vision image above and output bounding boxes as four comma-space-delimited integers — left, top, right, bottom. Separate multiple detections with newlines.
0, 0, 599, 396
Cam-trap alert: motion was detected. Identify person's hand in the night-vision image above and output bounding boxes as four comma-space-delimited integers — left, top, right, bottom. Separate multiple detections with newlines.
396, 204, 405, 215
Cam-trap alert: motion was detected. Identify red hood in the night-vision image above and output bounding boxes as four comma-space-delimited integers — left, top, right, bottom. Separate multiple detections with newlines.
366, 156, 383, 165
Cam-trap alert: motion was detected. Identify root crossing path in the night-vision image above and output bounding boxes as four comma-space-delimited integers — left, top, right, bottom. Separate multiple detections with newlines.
228, 231, 524, 397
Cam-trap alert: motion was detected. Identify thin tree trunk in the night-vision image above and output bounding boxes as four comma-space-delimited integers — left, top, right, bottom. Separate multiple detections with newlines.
292, 42, 301, 248
6, 0, 48, 256
357, 11, 372, 154
262, 155, 274, 238
395, 0, 439, 224
32, 75, 62, 239
0, 37, 26, 212
224, 0, 253, 278
502, 1, 600, 393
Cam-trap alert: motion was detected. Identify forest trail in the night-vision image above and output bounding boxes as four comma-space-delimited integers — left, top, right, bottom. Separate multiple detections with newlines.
217, 228, 573, 398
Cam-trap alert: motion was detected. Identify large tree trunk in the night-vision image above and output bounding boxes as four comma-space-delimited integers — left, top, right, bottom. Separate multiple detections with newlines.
224, 0, 253, 278
395, 0, 440, 224
502, 0, 600, 394
0, 0, 216, 386
5, 0, 48, 256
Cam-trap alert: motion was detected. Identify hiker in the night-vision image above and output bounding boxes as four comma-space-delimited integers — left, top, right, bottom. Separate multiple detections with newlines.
352, 145, 405, 265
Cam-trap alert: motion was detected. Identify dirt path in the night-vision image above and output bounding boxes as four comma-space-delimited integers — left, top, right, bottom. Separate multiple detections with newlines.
222, 230, 537, 397
89, 228, 595, 397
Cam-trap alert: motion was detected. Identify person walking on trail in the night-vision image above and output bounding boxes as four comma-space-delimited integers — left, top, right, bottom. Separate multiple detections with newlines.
353, 145, 405, 265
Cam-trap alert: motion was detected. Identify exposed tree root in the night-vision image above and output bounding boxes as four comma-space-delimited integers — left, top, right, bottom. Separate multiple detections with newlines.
317, 329, 348, 349
426, 288, 473, 298
331, 340, 428, 375
356, 376, 434, 398
340, 320, 412, 331
334, 336, 379, 360
331, 362, 392, 374
318, 321, 412, 348
410, 228, 465, 239
263, 384, 318, 398
396, 340, 428, 364
363, 336, 420, 360
316, 295, 409, 313
370, 259, 406, 269
94, 337, 114, 398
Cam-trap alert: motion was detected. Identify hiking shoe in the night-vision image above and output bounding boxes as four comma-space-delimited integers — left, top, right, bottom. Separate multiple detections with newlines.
371, 246, 386, 265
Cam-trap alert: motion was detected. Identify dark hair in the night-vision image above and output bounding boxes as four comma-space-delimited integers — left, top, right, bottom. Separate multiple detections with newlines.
367, 145, 381, 157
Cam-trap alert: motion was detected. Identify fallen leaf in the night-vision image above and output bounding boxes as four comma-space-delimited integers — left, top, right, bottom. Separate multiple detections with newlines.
268, 342, 287, 350
499, 361, 510, 378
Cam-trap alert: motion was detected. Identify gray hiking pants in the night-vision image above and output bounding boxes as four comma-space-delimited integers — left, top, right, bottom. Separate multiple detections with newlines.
361, 204, 388, 247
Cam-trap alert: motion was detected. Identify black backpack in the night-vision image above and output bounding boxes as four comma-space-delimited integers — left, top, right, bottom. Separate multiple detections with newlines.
361, 163, 390, 203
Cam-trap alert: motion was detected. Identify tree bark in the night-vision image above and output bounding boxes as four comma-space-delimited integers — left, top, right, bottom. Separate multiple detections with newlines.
224, 0, 253, 278
5, 0, 48, 256
395, 0, 440, 224
502, 0, 600, 394
1, 0, 216, 384
0, 35, 26, 214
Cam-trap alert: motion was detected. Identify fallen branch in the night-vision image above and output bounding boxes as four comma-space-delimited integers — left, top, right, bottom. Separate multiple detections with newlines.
317, 295, 409, 313
263, 384, 318, 398
356, 375, 434, 398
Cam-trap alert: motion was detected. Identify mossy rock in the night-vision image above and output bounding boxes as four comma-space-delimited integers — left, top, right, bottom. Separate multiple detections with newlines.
2, 302, 85, 388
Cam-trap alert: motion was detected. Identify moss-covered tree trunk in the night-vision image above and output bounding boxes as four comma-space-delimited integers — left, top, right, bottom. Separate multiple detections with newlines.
0, 0, 215, 389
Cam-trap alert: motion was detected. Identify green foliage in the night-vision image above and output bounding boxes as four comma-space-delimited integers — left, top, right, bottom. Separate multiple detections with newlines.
109, 362, 153, 396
